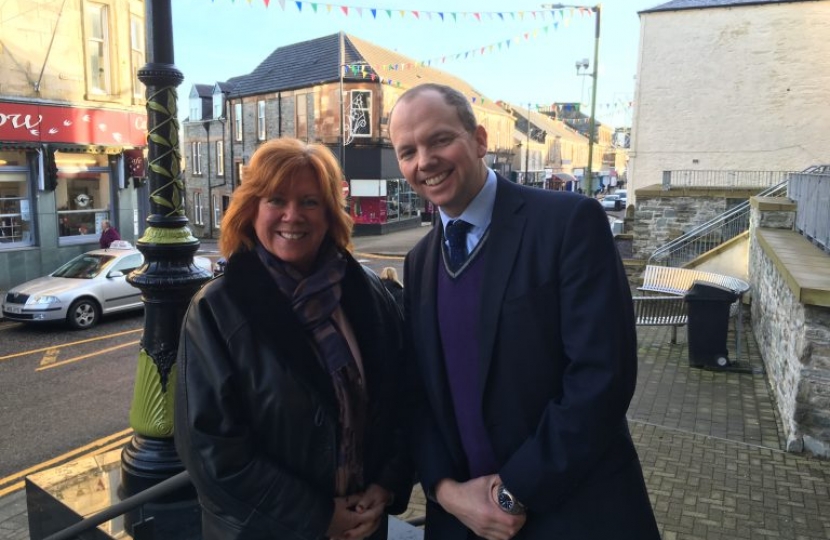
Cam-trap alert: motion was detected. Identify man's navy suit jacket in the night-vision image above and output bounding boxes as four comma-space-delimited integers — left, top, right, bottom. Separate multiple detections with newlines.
403, 176, 660, 539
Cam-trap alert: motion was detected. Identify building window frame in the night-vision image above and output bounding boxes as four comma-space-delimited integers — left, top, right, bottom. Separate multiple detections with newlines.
295, 94, 309, 141
84, 2, 112, 96
213, 95, 223, 119
216, 141, 224, 176
234, 103, 243, 142
349, 90, 372, 138
191, 142, 202, 175
194, 192, 204, 225
257, 100, 266, 141
129, 14, 145, 101
212, 195, 221, 229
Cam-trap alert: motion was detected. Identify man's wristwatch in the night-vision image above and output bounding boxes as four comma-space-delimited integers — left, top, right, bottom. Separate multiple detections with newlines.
496, 484, 526, 515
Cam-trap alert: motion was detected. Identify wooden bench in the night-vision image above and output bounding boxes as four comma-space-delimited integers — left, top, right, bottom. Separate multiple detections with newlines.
639, 265, 750, 360
632, 295, 688, 344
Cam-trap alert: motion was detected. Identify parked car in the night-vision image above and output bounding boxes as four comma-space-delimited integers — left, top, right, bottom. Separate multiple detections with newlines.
2, 242, 212, 329
615, 189, 628, 207
600, 194, 623, 211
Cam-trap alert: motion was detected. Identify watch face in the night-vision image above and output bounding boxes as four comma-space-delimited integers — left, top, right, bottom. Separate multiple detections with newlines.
498, 488, 514, 511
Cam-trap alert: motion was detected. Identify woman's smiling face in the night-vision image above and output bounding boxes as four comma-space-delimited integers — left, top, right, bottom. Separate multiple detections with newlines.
254, 167, 329, 274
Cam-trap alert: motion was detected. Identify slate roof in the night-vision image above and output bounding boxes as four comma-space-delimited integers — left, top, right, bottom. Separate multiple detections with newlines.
193, 84, 213, 98
229, 33, 364, 98
642, 0, 819, 13
346, 34, 508, 117
227, 32, 509, 117
503, 103, 588, 144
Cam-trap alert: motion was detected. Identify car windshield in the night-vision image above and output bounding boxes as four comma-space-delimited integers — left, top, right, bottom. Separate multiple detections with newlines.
51, 254, 117, 279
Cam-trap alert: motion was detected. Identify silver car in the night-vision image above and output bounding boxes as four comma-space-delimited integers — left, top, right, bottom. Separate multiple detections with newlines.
2, 242, 212, 329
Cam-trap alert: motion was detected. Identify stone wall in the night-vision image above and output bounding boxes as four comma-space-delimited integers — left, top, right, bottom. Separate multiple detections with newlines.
631, 186, 757, 260
749, 197, 830, 457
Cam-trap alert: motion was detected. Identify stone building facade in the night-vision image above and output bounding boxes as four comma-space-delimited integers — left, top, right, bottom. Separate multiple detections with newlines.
0, 0, 148, 292
181, 32, 517, 237
628, 0, 830, 206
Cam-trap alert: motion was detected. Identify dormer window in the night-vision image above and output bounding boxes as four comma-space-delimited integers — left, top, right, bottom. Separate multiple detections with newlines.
213, 91, 224, 119
188, 85, 203, 121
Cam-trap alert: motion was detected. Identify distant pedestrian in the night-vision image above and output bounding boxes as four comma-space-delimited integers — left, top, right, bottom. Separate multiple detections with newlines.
379, 266, 404, 309
99, 220, 120, 248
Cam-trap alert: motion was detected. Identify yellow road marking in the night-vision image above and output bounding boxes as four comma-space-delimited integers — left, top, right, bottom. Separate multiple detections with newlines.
35, 341, 141, 371
0, 429, 133, 496
0, 328, 142, 362
39, 348, 60, 368
353, 252, 405, 261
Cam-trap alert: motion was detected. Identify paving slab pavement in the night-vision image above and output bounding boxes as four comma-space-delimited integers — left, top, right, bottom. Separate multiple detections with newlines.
3, 226, 830, 539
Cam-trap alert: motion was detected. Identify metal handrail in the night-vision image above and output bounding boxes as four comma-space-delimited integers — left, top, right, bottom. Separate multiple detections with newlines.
648, 179, 789, 267
42, 469, 426, 539
43, 471, 191, 540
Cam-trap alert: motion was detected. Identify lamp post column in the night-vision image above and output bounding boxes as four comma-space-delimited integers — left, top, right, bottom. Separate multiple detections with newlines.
584, 4, 601, 197
121, 0, 210, 535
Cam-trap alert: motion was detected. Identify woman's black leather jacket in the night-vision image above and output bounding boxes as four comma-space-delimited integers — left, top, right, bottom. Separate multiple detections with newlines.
175, 249, 412, 540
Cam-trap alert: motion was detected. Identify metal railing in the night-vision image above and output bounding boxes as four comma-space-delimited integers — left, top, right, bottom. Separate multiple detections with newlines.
43, 471, 191, 540
41, 469, 426, 540
662, 170, 791, 190
789, 171, 830, 253
649, 180, 789, 267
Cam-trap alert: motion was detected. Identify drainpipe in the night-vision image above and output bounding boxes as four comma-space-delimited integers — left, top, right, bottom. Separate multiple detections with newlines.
203, 120, 212, 238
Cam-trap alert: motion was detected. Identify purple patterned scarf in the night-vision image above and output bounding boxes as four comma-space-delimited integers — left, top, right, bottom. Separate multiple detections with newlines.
255, 240, 367, 496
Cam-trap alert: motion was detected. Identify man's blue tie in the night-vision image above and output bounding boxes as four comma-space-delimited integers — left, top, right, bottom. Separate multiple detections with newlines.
446, 220, 472, 272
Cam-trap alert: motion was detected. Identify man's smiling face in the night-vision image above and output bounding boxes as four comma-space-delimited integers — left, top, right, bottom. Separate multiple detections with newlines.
389, 89, 488, 218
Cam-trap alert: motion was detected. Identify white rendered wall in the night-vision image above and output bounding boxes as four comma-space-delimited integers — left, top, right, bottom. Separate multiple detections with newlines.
628, 2, 830, 205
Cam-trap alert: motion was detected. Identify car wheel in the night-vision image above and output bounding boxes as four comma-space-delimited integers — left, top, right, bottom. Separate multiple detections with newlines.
67, 298, 100, 329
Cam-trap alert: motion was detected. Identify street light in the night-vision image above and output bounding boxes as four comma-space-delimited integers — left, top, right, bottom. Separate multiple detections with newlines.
575, 57, 590, 108
542, 3, 601, 196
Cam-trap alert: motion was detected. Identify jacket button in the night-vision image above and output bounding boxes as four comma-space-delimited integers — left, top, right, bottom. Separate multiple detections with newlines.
314, 407, 325, 427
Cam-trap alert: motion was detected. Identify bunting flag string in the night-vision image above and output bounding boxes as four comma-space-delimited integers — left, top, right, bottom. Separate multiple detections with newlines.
211, 0, 596, 25
369, 21, 567, 72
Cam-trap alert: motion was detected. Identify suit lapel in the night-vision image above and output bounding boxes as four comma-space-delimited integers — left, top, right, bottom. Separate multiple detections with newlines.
479, 178, 526, 394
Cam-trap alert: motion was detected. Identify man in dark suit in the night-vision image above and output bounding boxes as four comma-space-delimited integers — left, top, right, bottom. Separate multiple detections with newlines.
389, 83, 660, 540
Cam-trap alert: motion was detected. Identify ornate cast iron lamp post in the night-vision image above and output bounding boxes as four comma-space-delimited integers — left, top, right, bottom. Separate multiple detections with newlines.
121, 0, 210, 534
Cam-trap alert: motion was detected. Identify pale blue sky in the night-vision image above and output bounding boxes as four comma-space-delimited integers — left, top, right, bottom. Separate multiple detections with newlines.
171, 0, 662, 127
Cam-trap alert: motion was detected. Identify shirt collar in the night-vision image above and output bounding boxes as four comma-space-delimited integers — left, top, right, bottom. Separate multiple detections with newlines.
439, 168, 497, 235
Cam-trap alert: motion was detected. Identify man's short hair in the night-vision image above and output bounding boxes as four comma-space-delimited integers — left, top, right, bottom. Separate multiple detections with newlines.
391, 83, 478, 134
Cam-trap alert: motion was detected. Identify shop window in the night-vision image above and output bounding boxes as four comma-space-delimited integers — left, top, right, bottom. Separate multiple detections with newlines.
85, 2, 112, 95
386, 179, 400, 221
55, 152, 112, 243
0, 151, 34, 248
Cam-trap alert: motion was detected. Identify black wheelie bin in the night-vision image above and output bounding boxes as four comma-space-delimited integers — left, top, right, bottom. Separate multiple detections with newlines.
684, 281, 739, 368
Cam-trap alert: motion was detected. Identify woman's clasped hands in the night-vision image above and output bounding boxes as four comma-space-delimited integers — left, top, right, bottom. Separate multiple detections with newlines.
327, 484, 392, 540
